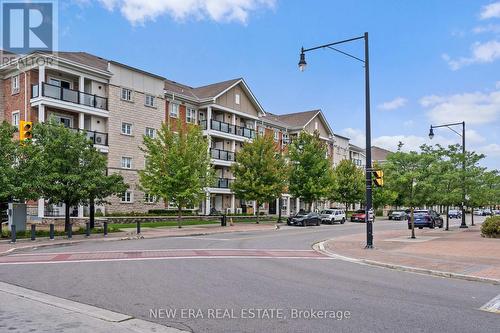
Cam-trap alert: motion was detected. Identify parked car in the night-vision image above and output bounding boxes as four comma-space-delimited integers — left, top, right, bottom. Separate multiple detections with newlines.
387, 210, 394, 220
390, 210, 407, 221
482, 209, 493, 216
492, 210, 500, 216
350, 209, 374, 223
320, 209, 346, 224
287, 212, 321, 226
408, 209, 443, 229
448, 209, 462, 219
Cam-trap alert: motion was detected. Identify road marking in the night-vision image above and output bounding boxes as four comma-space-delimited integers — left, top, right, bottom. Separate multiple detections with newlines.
0, 281, 188, 332
0, 249, 330, 265
480, 294, 500, 314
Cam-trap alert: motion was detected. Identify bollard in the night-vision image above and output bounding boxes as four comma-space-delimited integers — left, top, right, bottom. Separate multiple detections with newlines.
49, 224, 55, 240
85, 222, 90, 237
67, 223, 72, 239
31, 224, 36, 241
10, 224, 16, 243
136, 221, 141, 234
103, 221, 108, 236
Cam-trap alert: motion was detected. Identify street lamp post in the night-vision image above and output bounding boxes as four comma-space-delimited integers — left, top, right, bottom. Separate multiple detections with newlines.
428, 121, 468, 228
298, 32, 374, 248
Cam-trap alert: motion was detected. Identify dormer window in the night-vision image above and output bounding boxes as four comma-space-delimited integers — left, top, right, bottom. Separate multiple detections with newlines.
235, 93, 240, 105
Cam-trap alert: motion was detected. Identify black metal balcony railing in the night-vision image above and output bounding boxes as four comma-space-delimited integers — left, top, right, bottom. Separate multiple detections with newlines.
210, 148, 236, 161
215, 178, 234, 188
69, 127, 109, 146
207, 119, 256, 139
32, 82, 108, 111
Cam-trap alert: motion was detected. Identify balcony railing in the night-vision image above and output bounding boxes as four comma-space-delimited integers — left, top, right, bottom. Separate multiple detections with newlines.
69, 127, 109, 146
215, 178, 234, 189
209, 119, 255, 139
210, 148, 236, 161
32, 82, 108, 111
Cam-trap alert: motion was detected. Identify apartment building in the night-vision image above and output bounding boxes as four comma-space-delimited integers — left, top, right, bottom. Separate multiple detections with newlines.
349, 144, 366, 168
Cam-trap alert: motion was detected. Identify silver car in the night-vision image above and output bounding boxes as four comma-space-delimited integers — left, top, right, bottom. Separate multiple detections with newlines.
320, 209, 346, 224
390, 210, 407, 221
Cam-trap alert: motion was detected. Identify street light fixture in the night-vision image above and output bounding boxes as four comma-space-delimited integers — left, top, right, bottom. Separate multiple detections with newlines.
298, 32, 374, 248
428, 121, 468, 228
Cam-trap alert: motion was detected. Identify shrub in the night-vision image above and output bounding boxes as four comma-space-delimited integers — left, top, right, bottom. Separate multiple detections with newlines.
375, 209, 383, 217
481, 216, 500, 238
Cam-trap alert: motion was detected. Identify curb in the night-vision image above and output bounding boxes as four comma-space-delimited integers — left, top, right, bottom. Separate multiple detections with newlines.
0, 225, 275, 257
312, 240, 500, 285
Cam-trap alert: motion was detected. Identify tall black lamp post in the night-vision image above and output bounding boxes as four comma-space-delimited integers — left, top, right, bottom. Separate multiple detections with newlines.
298, 32, 374, 248
428, 121, 468, 228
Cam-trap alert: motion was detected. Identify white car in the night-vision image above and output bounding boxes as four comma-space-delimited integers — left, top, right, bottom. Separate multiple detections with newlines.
320, 209, 346, 224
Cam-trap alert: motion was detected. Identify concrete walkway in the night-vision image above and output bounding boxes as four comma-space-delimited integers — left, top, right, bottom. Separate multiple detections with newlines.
323, 223, 500, 283
0, 222, 276, 256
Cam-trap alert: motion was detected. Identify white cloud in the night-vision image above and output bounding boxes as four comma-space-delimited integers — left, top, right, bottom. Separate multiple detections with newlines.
472, 23, 500, 34
480, 1, 500, 20
97, 0, 275, 25
377, 97, 407, 111
478, 143, 500, 157
443, 40, 500, 70
341, 128, 365, 148
496, 81, 500, 89
421, 90, 500, 125
372, 135, 454, 153
465, 129, 486, 144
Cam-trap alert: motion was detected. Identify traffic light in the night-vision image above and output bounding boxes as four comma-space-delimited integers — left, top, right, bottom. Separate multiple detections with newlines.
373, 170, 384, 187
19, 121, 33, 142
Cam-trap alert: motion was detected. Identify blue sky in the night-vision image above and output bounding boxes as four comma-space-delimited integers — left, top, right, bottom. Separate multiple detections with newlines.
60, 0, 500, 169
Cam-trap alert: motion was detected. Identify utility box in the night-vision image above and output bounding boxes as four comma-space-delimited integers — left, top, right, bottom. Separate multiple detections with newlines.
8, 203, 27, 232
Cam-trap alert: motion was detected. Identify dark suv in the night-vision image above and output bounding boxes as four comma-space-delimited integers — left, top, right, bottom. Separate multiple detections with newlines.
408, 209, 444, 229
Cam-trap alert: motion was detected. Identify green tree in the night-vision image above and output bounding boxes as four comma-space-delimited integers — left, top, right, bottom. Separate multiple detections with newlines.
231, 134, 288, 223
384, 146, 434, 238
28, 120, 120, 231
288, 131, 333, 211
371, 161, 397, 211
140, 122, 214, 227
0, 122, 18, 201
329, 159, 364, 211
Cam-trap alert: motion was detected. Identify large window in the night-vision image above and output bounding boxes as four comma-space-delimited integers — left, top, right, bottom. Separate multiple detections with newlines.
121, 122, 132, 135
186, 108, 196, 123
274, 129, 279, 142
144, 193, 157, 204
282, 133, 289, 144
121, 88, 133, 101
170, 103, 179, 118
12, 111, 20, 128
11, 75, 20, 94
121, 157, 132, 169
121, 191, 133, 203
145, 94, 155, 107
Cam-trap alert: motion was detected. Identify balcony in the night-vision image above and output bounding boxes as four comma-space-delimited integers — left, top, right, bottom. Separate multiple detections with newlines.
215, 178, 234, 189
210, 148, 236, 162
201, 119, 255, 139
69, 127, 108, 146
32, 82, 108, 111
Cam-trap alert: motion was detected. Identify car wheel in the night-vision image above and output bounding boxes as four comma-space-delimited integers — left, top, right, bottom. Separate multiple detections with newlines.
418, 227, 423, 229
341, 218, 345, 224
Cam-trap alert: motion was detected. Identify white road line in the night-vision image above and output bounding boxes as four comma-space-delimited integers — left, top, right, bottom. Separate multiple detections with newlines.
0, 256, 334, 266
480, 294, 500, 314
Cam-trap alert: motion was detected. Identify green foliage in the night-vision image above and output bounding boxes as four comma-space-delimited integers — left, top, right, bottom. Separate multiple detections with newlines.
139, 121, 214, 227
329, 159, 364, 210
481, 216, 500, 238
0, 121, 18, 201
231, 134, 288, 222
288, 131, 333, 209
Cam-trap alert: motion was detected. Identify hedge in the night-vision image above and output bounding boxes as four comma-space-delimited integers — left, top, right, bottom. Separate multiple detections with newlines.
481, 216, 500, 238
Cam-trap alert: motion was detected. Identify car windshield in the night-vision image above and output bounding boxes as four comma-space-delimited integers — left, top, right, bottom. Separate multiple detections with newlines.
414, 211, 428, 217
392, 211, 404, 214
321, 210, 333, 214
355, 210, 364, 214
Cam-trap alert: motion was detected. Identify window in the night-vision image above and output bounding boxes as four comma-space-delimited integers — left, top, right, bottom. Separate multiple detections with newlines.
121, 157, 132, 169
145, 94, 155, 107
121, 88, 133, 101
49, 78, 71, 89
12, 111, 20, 128
121, 122, 132, 135
274, 129, 279, 142
11, 75, 20, 94
186, 108, 196, 123
282, 133, 289, 144
235, 93, 240, 105
121, 191, 133, 203
54, 115, 72, 128
258, 126, 264, 137
145, 127, 155, 138
170, 103, 179, 118
144, 193, 157, 204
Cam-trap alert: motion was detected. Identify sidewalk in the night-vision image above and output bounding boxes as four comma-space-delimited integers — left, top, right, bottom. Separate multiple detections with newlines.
323, 224, 500, 283
0, 222, 276, 256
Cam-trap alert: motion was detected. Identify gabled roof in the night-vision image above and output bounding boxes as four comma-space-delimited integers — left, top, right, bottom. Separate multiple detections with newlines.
349, 144, 365, 153
56, 52, 109, 72
273, 109, 320, 128
259, 112, 292, 129
371, 146, 392, 161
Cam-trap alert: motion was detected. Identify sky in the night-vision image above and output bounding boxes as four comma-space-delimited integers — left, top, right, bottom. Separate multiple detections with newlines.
60, 0, 500, 169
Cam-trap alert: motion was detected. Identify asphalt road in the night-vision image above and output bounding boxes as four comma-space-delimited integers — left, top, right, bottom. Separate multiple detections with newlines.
0, 216, 498, 333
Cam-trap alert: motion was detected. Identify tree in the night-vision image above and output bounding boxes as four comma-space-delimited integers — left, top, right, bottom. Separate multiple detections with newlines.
81, 147, 128, 229
329, 159, 364, 211
371, 161, 397, 211
28, 120, 121, 231
140, 121, 213, 228
0, 122, 18, 201
231, 134, 288, 223
288, 131, 333, 211
384, 146, 434, 238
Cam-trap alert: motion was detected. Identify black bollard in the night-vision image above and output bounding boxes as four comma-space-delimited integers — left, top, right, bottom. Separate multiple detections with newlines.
85, 222, 90, 237
31, 224, 36, 241
103, 221, 108, 236
10, 224, 16, 243
67, 223, 72, 239
49, 224, 55, 240
136, 221, 141, 234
